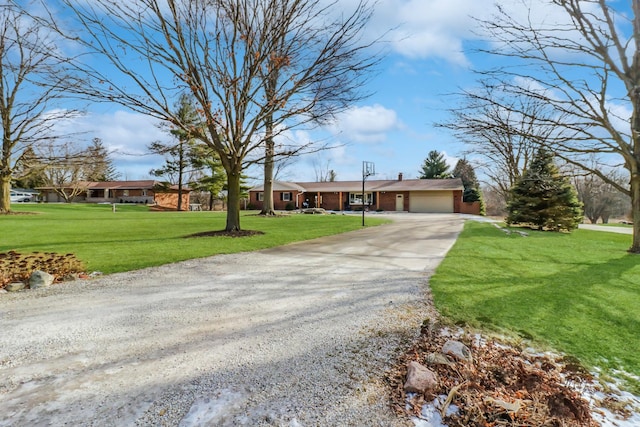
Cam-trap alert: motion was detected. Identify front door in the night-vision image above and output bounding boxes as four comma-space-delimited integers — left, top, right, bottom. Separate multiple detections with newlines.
396, 194, 404, 211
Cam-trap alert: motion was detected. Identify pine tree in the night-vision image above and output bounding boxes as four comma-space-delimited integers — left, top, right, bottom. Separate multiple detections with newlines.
189, 143, 226, 210
507, 149, 583, 231
452, 158, 479, 189
150, 94, 202, 211
13, 147, 46, 189
452, 158, 485, 214
419, 150, 451, 179
83, 138, 120, 181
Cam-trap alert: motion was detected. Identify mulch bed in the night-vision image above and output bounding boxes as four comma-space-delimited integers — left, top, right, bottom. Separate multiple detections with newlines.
0, 211, 38, 215
388, 319, 605, 426
184, 230, 265, 238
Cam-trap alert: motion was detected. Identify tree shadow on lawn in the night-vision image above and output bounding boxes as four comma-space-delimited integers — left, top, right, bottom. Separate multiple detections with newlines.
435, 252, 640, 391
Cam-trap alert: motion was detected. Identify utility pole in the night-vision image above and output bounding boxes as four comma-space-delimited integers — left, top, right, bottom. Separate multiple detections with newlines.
362, 161, 375, 226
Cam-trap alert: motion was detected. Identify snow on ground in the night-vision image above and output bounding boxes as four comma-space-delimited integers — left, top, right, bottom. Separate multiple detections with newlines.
178, 389, 244, 427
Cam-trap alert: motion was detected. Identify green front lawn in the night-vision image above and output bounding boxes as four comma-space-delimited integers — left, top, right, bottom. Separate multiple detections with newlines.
430, 221, 640, 393
1, 203, 387, 274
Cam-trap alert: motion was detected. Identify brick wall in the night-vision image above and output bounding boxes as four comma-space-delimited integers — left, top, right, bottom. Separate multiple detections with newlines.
460, 201, 481, 215
155, 192, 190, 210
377, 191, 409, 211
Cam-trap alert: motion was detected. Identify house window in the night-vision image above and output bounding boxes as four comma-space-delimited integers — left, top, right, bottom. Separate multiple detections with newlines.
142, 189, 148, 196
349, 192, 372, 205
123, 190, 129, 197
282, 192, 291, 201
257, 192, 264, 201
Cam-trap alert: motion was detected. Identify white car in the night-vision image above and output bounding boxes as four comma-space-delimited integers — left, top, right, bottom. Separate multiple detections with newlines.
10, 191, 34, 202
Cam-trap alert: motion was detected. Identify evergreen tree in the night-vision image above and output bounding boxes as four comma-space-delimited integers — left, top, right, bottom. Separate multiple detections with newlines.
83, 138, 120, 181
189, 143, 226, 211
452, 158, 485, 214
419, 150, 451, 179
507, 149, 583, 231
150, 94, 202, 211
452, 158, 479, 189
13, 147, 46, 189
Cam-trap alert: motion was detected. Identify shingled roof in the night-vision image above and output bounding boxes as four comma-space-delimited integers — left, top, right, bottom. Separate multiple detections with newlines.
251, 178, 463, 192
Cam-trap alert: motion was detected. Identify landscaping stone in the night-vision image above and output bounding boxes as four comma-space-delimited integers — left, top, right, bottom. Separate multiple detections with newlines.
5, 282, 25, 292
404, 361, 438, 394
442, 340, 472, 362
29, 270, 55, 289
424, 352, 453, 366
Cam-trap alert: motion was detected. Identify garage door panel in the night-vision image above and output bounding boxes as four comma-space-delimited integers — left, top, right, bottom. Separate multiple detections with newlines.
409, 191, 453, 213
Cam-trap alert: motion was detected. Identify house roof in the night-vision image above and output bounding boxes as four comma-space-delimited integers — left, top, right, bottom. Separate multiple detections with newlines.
250, 178, 464, 192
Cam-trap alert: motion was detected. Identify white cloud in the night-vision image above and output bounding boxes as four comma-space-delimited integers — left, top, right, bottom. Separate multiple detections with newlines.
351, 0, 498, 65
328, 104, 401, 143
54, 110, 170, 179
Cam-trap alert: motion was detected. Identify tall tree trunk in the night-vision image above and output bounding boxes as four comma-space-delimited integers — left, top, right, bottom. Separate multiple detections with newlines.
0, 171, 11, 213
260, 66, 277, 216
177, 140, 184, 211
226, 169, 242, 232
630, 1, 640, 252
630, 173, 640, 253
260, 132, 275, 215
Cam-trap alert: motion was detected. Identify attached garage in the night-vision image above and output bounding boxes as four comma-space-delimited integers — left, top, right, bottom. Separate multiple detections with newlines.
249, 177, 464, 213
409, 191, 454, 213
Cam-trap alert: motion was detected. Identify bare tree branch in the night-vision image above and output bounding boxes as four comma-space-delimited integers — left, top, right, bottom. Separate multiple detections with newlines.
36, 0, 379, 229
0, 3, 84, 212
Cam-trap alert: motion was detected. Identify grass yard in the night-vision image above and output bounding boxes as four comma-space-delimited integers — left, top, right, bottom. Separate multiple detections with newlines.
1, 203, 388, 274
430, 220, 640, 393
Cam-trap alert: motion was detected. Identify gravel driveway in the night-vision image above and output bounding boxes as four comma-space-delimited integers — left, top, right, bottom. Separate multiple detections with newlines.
0, 213, 464, 427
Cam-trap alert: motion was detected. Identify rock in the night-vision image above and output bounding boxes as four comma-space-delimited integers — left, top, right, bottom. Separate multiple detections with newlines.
5, 282, 26, 292
29, 270, 55, 289
404, 361, 438, 394
442, 340, 472, 362
424, 352, 453, 366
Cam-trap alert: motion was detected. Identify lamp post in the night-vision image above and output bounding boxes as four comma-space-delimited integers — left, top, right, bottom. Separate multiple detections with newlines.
362, 161, 375, 226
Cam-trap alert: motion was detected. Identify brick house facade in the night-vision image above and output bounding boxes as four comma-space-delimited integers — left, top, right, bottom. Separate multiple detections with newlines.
38, 180, 191, 210
249, 175, 465, 213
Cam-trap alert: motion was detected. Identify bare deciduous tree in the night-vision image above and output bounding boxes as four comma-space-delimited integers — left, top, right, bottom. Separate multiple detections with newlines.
572, 164, 630, 224
312, 158, 337, 182
0, 3, 82, 212
38, 141, 91, 203
254, 0, 378, 215
473, 0, 640, 251
39, 0, 377, 230
437, 83, 556, 204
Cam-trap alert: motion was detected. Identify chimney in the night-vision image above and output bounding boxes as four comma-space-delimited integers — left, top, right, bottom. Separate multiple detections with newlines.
398, 172, 403, 181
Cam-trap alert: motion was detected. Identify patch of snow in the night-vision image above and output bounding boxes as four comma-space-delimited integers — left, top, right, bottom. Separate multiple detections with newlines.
583, 372, 640, 427
178, 389, 244, 427
410, 395, 458, 427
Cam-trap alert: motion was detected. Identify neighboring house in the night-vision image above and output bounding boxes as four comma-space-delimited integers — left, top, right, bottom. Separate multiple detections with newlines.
37, 180, 191, 210
249, 174, 480, 214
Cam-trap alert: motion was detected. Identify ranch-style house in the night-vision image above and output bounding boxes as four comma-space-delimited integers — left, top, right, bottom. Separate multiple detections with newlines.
249, 174, 480, 214
37, 180, 191, 210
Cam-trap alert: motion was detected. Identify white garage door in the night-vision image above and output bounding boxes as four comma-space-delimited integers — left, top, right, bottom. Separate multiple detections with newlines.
409, 191, 453, 213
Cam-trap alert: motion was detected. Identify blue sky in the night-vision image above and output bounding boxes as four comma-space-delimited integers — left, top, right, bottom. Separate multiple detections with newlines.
56, 0, 630, 185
